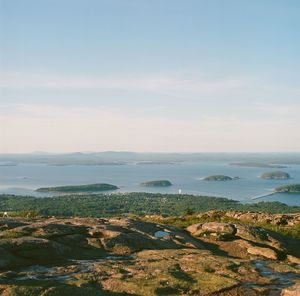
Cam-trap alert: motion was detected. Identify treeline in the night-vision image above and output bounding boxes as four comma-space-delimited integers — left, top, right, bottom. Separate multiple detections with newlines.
0, 193, 299, 217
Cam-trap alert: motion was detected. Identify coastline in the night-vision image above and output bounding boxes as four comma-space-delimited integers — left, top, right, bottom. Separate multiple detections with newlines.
251, 192, 275, 200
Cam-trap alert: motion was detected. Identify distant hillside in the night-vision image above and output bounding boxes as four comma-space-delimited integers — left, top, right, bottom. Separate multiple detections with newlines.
1, 152, 300, 166
230, 162, 287, 168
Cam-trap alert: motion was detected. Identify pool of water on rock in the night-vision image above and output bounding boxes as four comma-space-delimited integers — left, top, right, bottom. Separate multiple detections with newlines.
245, 260, 300, 295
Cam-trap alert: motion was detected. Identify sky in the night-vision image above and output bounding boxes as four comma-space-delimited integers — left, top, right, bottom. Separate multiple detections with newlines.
0, 0, 300, 153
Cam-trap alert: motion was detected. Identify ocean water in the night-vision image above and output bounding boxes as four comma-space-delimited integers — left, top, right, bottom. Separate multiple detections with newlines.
0, 161, 300, 206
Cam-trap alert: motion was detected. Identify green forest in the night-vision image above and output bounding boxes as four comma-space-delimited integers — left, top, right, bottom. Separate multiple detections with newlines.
0, 193, 299, 217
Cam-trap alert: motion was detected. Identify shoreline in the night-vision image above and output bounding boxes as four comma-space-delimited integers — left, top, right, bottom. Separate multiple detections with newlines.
250, 192, 275, 200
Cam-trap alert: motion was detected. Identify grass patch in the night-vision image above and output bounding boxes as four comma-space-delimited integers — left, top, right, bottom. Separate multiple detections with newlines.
0, 230, 29, 239
111, 244, 132, 255
255, 222, 300, 240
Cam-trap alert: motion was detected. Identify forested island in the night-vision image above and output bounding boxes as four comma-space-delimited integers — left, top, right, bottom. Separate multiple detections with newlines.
274, 184, 300, 193
140, 180, 172, 187
203, 175, 239, 181
261, 171, 291, 180
36, 183, 119, 193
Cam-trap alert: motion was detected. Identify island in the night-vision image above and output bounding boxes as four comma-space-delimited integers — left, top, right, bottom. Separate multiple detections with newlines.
260, 171, 291, 180
230, 162, 287, 169
274, 184, 300, 193
203, 175, 239, 181
36, 183, 119, 193
140, 180, 172, 187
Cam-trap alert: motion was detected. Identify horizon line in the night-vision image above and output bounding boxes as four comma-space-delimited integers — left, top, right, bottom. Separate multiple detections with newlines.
1, 151, 300, 155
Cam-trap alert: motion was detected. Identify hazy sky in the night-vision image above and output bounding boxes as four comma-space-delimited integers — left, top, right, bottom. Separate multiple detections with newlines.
1, 0, 300, 153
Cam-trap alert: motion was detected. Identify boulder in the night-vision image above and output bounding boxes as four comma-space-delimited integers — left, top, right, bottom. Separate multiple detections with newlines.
287, 255, 300, 265
281, 284, 300, 296
187, 222, 236, 240
234, 239, 253, 249
186, 223, 203, 236
201, 222, 236, 235
247, 246, 278, 260
234, 223, 268, 242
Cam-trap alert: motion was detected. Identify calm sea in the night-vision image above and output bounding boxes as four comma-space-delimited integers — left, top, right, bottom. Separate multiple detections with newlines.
0, 161, 300, 206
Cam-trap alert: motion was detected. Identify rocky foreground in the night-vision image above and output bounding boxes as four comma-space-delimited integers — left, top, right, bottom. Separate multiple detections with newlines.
0, 213, 299, 295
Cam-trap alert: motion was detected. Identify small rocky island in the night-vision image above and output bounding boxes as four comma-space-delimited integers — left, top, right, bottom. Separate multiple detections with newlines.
140, 180, 172, 187
261, 171, 291, 180
203, 175, 239, 181
36, 183, 119, 193
274, 184, 300, 193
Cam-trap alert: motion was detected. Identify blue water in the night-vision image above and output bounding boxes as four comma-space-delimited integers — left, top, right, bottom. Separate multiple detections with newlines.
0, 161, 300, 206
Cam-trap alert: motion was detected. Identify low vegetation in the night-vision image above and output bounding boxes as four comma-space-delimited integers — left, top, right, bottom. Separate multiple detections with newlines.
0, 193, 299, 218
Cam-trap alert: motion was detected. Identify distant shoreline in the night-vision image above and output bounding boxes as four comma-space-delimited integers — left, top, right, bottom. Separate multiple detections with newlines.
230, 162, 288, 169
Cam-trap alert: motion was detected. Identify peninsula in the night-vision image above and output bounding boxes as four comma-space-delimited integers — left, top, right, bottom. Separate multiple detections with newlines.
274, 184, 300, 193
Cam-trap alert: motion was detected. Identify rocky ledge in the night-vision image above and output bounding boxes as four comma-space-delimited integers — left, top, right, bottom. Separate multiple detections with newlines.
197, 210, 300, 226
0, 215, 299, 295
187, 221, 299, 261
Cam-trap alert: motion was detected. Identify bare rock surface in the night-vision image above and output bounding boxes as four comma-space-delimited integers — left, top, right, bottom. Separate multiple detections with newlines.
197, 210, 300, 226
0, 217, 202, 269
0, 215, 299, 295
187, 220, 292, 260
247, 246, 278, 260
281, 284, 300, 296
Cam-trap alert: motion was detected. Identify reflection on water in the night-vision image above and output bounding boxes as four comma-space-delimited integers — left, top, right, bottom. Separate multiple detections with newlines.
244, 260, 300, 293
154, 230, 171, 238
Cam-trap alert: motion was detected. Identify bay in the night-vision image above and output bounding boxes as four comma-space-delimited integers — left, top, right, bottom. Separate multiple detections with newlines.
0, 161, 300, 206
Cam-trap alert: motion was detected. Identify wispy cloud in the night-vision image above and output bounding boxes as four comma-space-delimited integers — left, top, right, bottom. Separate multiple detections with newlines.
0, 72, 246, 97
254, 102, 300, 116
